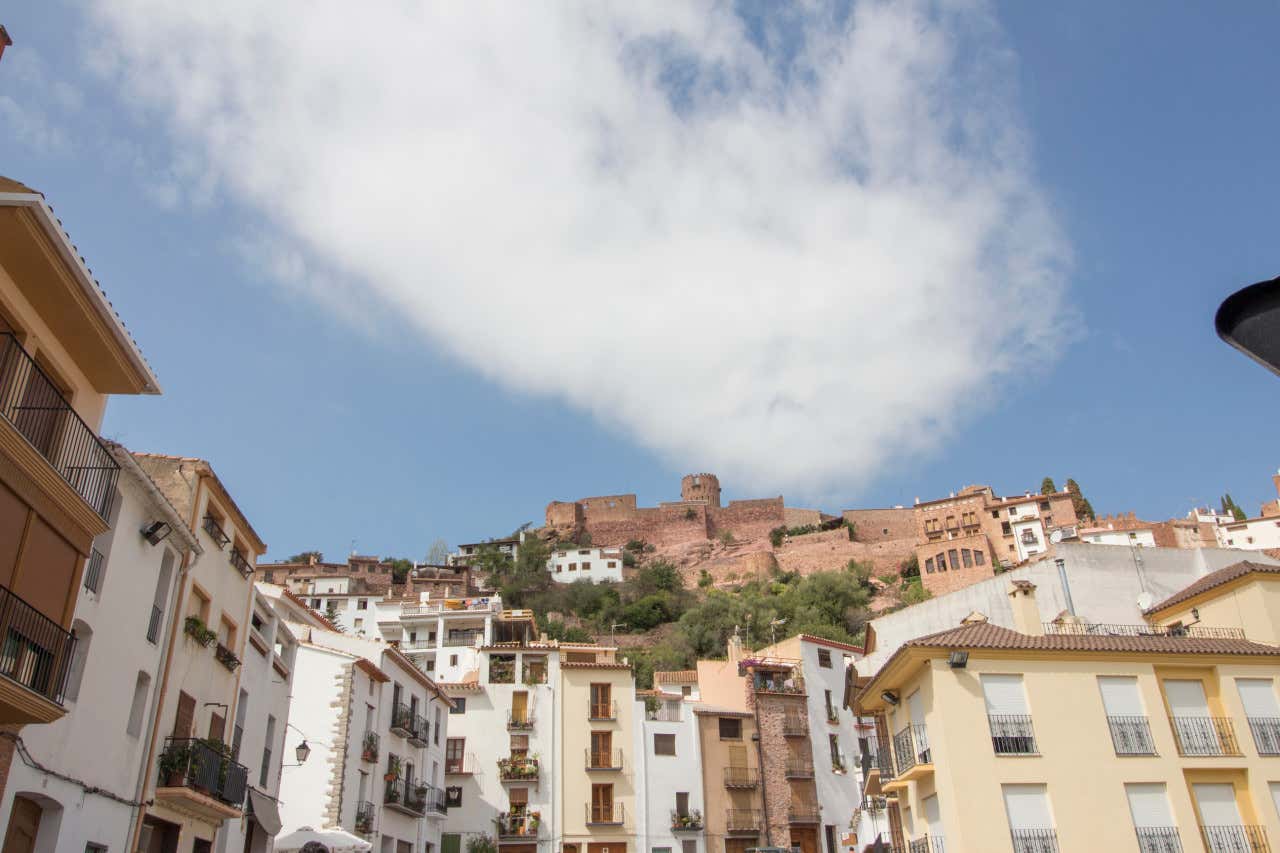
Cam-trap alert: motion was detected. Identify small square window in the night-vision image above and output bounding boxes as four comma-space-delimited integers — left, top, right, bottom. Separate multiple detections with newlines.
718, 717, 742, 740
817, 649, 832, 668
450, 698, 466, 714
654, 734, 676, 756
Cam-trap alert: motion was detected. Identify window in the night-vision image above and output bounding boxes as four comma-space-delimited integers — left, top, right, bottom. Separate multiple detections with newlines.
569, 563, 577, 571
65, 620, 92, 702
682, 841, 696, 853
962, 549, 973, 568
86, 845, 107, 853
582, 562, 591, 571
261, 715, 276, 787
974, 551, 985, 566
354, 618, 363, 631
718, 717, 741, 740
681, 685, 692, 697
1001, 522, 1012, 536
925, 558, 935, 573
991, 510, 1000, 519
435, 707, 442, 745
446, 738, 465, 773
126, 672, 151, 737
947, 549, 959, 572
424, 659, 435, 672
607, 562, 617, 569
675, 792, 690, 817
654, 734, 676, 756
358, 599, 368, 610
982, 674, 1035, 754
591, 784, 614, 823
1002, 784, 1054, 848
817, 649, 832, 668
829, 733, 843, 770
1125, 783, 1176, 851
590, 683, 612, 718
1039, 501, 1050, 512
1009, 506, 1018, 517
450, 654, 458, 667
936, 552, 946, 571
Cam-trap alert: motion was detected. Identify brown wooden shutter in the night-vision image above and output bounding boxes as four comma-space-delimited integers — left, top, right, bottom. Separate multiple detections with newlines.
174, 691, 196, 738
208, 711, 226, 742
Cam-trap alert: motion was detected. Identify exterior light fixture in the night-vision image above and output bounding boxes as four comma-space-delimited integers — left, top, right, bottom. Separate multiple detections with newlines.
1216, 275, 1280, 377
880, 690, 899, 706
948, 650, 969, 669
295, 740, 311, 764
142, 521, 173, 545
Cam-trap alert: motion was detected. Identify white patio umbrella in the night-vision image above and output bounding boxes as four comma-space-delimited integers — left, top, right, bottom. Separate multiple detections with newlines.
274, 827, 372, 853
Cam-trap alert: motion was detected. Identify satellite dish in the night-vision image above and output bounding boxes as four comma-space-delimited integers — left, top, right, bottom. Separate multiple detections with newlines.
1049, 529, 1063, 544
1136, 592, 1154, 611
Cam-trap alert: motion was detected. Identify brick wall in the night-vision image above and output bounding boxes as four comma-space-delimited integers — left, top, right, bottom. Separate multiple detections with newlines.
711, 499, 786, 543
774, 529, 915, 577
841, 508, 916, 543
917, 533, 996, 596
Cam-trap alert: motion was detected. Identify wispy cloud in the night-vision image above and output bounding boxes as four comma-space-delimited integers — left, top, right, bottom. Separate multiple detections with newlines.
86, 0, 1072, 496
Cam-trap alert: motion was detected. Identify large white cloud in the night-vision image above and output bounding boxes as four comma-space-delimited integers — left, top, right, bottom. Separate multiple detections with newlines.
87, 0, 1070, 496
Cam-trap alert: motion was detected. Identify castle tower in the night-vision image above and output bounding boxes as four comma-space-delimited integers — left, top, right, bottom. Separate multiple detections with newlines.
681, 473, 722, 508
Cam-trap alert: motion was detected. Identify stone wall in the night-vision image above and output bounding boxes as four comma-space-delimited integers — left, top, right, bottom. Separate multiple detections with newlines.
775, 528, 915, 577
710, 498, 786, 544
916, 533, 996, 596
841, 508, 916, 543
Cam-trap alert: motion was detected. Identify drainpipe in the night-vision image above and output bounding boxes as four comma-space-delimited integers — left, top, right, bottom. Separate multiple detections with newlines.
1054, 558, 1076, 617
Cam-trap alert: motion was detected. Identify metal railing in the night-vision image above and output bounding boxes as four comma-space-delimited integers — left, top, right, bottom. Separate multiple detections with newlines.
489, 660, 516, 683
782, 712, 809, 736
590, 699, 618, 720
0, 333, 120, 520
1247, 717, 1280, 755
1199, 825, 1269, 853
1135, 827, 1183, 853
892, 723, 931, 776
908, 837, 946, 853
586, 801, 624, 825
1042, 622, 1245, 639
647, 703, 682, 722
670, 810, 704, 831
586, 748, 623, 771
383, 778, 425, 815
354, 800, 375, 835
784, 758, 815, 778
725, 809, 762, 832
1107, 715, 1157, 755
202, 515, 230, 549
507, 709, 535, 730
229, 548, 253, 577
1010, 829, 1059, 853
988, 715, 1037, 754
788, 804, 820, 823
723, 766, 759, 787
1169, 716, 1241, 756
214, 642, 240, 672
0, 584, 76, 705
400, 598, 499, 618
497, 756, 539, 781
751, 674, 806, 695
860, 737, 893, 779
390, 702, 415, 737
409, 714, 430, 746
445, 752, 476, 775
496, 812, 540, 837
83, 548, 105, 594
443, 632, 484, 647
146, 604, 163, 644
423, 784, 447, 814
157, 738, 248, 807
361, 731, 380, 762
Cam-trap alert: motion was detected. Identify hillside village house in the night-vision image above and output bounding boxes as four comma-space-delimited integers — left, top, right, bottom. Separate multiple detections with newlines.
128, 454, 282, 853
0, 446, 199, 853
1214, 470, 1280, 552
0, 177, 161, 807
264, 593, 452, 853
635, 687, 704, 853
547, 547, 625, 585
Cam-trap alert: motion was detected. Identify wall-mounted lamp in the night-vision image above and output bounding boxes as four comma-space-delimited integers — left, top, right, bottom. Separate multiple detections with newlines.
1191, 608, 1200, 622
948, 650, 969, 669
294, 740, 311, 764
880, 690, 899, 706
142, 521, 173, 546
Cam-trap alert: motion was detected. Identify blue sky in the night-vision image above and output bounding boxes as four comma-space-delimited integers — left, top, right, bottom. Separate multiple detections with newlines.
1, 2, 1277, 562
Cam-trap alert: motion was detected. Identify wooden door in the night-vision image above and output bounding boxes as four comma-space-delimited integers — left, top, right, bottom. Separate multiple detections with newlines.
591, 731, 611, 767
209, 711, 226, 743
174, 691, 196, 738
1, 797, 41, 853
512, 691, 528, 724
591, 783, 612, 823
590, 683, 611, 717
790, 827, 818, 853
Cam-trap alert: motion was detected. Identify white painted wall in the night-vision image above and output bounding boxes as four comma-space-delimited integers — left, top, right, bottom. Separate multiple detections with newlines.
636, 698, 704, 853
798, 641, 862, 853
1217, 517, 1280, 550
1083, 529, 1157, 548
547, 548, 625, 585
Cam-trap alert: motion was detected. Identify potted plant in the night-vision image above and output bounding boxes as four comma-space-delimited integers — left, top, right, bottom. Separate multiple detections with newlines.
362, 731, 379, 762
385, 755, 401, 782
158, 740, 196, 786
184, 616, 217, 647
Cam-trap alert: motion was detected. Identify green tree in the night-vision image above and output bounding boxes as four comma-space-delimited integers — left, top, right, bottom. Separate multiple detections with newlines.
632, 559, 683, 596
383, 557, 414, 584
1065, 478, 1095, 521
285, 550, 323, 564
898, 554, 919, 580
425, 539, 450, 565
1221, 493, 1247, 522
901, 579, 931, 605
1040, 477, 1057, 495
324, 600, 344, 629
467, 835, 497, 853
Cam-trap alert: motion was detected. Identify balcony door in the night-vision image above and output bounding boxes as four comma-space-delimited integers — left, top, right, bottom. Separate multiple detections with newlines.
591, 731, 612, 767
923, 794, 942, 840
512, 691, 529, 725
591, 783, 613, 823
1192, 783, 1244, 853
591, 683, 611, 718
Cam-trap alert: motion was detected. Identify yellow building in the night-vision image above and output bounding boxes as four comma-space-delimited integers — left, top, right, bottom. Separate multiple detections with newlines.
855, 572, 1280, 853
0, 178, 158, 780
559, 644, 636, 853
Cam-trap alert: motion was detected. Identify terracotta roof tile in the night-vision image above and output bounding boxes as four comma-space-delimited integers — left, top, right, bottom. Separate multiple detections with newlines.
654, 670, 699, 684
1144, 560, 1280, 615
902, 621, 1280, 657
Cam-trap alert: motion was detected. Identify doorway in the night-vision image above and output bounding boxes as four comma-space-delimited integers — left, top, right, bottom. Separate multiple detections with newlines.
1, 797, 41, 853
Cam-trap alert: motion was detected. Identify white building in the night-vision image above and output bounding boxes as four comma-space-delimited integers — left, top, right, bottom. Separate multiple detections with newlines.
287, 574, 385, 636
0, 446, 201, 853
268, 596, 451, 853
448, 537, 522, 568
1216, 516, 1280, 551
376, 594, 503, 683
547, 547, 625, 585
1080, 527, 1158, 548
635, 692, 704, 853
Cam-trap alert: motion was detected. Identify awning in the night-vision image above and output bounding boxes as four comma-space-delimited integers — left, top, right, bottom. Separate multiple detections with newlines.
246, 789, 283, 836
275, 827, 371, 853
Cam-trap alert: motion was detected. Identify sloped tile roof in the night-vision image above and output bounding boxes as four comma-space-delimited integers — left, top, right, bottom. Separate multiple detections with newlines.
902, 621, 1280, 657
1144, 560, 1280, 615
654, 670, 699, 684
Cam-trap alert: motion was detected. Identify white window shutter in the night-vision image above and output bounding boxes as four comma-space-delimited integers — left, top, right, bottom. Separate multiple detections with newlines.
1125, 783, 1174, 828
981, 674, 1028, 715
1098, 677, 1145, 716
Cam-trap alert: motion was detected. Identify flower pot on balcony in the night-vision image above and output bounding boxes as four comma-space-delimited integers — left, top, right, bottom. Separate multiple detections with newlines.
385, 772, 397, 782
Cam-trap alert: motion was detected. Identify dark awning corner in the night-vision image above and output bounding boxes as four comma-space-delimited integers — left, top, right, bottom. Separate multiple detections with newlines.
247, 789, 283, 836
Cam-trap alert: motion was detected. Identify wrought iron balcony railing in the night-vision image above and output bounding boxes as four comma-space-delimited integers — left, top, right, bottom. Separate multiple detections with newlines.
892, 723, 931, 776
646, 703, 682, 722
497, 756, 540, 781
361, 730, 380, 763
1199, 824, 1269, 853
1169, 716, 1241, 756
409, 714, 430, 747
725, 809, 762, 832
988, 715, 1037, 754
354, 800, 375, 835
1010, 828, 1059, 853
723, 766, 759, 788
507, 709, 535, 730
586, 748, 623, 771
788, 804, 821, 823
146, 604, 163, 644
496, 812, 540, 838
423, 784, 447, 814
1247, 717, 1280, 755
0, 584, 76, 706
383, 779, 426, 815
202, 515, 230, 549
157, 737, 249, 808
83, 548, 105, 594
782, 713, 809, 736
390, 702, 415, 738
586, 801, 624, 825
1042, 622, 1245, 639
1107, 715, 1157, 755
1135, 827, 1183, 853
228, 548, 253, 577
589, 699, 618, 720
908, 836, 946, 853
784, 758, 815, 778
0, 333, 120, 520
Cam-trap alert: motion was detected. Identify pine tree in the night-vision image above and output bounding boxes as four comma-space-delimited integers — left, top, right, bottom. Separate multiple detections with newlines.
1065, 478, 1095, 521
1040, 477, 1057, 495
1222, 493, 1247, 522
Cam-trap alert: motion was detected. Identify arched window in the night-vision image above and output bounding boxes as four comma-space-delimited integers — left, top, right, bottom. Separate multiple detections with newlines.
64, 620, 93, 702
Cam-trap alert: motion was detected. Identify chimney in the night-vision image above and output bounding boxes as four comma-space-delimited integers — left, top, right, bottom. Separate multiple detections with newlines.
1007, 580, 1043, 636
403, 570, 415, 599
1273, 470, 1280, 500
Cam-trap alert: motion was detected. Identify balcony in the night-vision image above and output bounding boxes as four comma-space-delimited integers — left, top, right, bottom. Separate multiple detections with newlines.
0, 333, 120, 520
444, 632, 485, 648
1134, 827, 1182, 853
784, 758, 815, 779
889, 723, 932, 783
361, 731, 380, 763
507, 710, 535, 730
782, 712, 809, 737
723, 766, 759, 788
423, 784, 448, 816
750, 672, 806, 696
671, 810, 704, 832
496, 812, 541, 839
1042, 622, 1245, 639
1107, 716, 1157, 756
383, 779, 426, 817
408, 714, 430, 748
445, 753, 476, 775
0, 584, 76, 720
156, 738, 249, 821
1247, 717, 1280, 755
859, 740, 893, 796
590, 700, 618, 721
585, 802, 624, 826
202, 515, 230, 549
489, 658, 516, 684
908, 837, 946, 853
788, 804, 821, 823
1009, 829, 1059, 853
214, 643, 241, 673
646, 702, 682, 722
390, 703, 415, 739
83, 548, 104, 594
988, 715, 1037, 755
586, 748, 623, 771
497, 755, 540, 782
725, 809, 762, 834
354, 800, 375, 835
229, 548, 253, 578
1200, 825, 1269, 853
1169, 716, 1241, 757
400, 598, 500, 618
